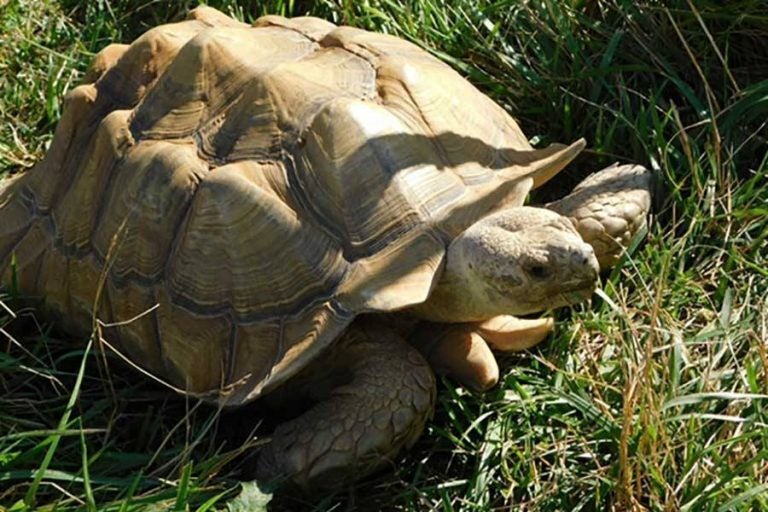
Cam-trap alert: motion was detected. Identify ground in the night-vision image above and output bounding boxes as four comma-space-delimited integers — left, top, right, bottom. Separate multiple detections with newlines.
0, 1, 767, 510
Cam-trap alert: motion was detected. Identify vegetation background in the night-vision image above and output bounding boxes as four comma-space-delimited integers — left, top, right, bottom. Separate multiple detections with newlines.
1, 0, 766, 510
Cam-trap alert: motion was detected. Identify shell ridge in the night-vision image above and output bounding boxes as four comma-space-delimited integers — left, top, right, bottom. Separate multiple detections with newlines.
256, 19, 323, 43
282, 152, 350, 248
163, 275, 348, 324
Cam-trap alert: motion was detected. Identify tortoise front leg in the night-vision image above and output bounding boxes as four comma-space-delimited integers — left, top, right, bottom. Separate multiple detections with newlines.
255, 323, 435, 489
414, 324, 499, 392
476, 316, 554, 351
413, 316, 554, 392
547, 163, 652, 269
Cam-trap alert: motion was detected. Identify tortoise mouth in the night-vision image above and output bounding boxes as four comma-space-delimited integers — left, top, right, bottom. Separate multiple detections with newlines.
549, 279, 597, 308
510, 278, 595, 315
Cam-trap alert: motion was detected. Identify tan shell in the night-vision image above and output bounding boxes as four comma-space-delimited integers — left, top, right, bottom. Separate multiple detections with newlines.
0, 6, 584, 405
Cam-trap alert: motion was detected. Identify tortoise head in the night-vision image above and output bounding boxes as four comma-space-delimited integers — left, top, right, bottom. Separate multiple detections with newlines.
413, 207, 599, 322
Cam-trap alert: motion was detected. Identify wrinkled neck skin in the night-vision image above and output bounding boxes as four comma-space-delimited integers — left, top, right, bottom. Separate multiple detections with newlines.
410, 262, 497, 323
410, 206, 599, 323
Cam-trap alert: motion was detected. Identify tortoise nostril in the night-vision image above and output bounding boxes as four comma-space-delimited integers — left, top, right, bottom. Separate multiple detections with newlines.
572, 251, 590, 266
572, 248, 598, 275
580, 246, 597, 266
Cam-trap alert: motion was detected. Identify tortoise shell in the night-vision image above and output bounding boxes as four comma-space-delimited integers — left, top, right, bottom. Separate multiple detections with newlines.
0, 6, 583, 405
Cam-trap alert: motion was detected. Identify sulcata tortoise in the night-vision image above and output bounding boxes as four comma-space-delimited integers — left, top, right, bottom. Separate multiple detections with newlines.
0, 6, 651, 489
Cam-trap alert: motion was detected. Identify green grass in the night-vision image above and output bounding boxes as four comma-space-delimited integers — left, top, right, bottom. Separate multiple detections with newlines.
1, 0, 767, 510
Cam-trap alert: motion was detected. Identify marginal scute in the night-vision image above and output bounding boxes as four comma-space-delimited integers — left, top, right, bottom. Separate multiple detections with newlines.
103, 278, 163, 374
68, 256, 108, 332
236, 299, 353, 402
0, 220, 49, 297
39, 250, 71, 325
228, 320, 282, 391
337, 230, 445, 313
156, 287, 232, 393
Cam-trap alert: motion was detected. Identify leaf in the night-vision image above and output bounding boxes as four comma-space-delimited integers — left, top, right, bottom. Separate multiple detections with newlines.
227, 481, 274, 512
662, 392, 768, 410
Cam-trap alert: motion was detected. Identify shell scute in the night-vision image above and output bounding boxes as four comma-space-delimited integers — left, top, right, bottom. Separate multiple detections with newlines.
295, 97, 460, 259
92, 140, 207, 284
53, 109, 133, 256
97, 19, 211, 109
166, 163, 348, 321
131, 26, 319, 146
1, 220, 49, 298
156, 287, 232, 393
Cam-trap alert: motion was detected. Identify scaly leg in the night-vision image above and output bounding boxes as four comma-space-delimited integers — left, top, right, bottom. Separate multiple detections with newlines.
256, 322, 435, 489
547, 163, 652, 269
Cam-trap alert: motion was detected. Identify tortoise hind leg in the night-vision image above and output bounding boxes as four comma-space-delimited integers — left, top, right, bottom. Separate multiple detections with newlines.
255, 323, 436, 489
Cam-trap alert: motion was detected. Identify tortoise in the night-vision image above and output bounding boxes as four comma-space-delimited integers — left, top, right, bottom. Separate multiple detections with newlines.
0, 6, 651, 489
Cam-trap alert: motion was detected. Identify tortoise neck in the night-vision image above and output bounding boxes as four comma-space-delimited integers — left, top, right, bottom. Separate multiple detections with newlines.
409, 280, 490, 323
408, 243, 492, 323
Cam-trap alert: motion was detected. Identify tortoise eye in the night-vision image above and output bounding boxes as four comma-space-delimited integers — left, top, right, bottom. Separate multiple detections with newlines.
527, 265, 551, 279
